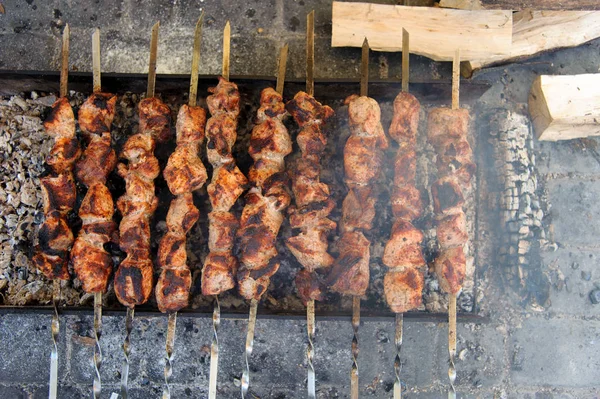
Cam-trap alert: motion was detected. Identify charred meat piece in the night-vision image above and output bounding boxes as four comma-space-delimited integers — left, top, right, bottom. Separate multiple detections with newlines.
285, 91, 336, 302
115, 97, 170, 307
428, 106, 474, 296
34, 96, 80, 280
33, 210, 73, 280
202, 78, 248, 297
237, 258, 280, 301
382, 91, 426, 314
340, 185, 377, 233
389, 92, 420, 144
427, 107, 470, 150
382, 220, 425, 269
156, 194, 200, 313
156, 103, 207, 313
138, 97, 172, 143
237, 88, 291, 301
71, 93, 118, 293
329, 231, 371, 297
329, 95, 387, 297
384, 268, 424, 313
296, 269, 325, 305
434, 246, 466, 295
72, 183, 117, 293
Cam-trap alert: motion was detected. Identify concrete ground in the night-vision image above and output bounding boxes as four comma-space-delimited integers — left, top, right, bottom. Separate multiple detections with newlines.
1, 0, 600, 398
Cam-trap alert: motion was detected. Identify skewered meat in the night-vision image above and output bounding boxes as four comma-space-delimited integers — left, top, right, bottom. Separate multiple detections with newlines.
328, 230, 370, 297
428, 107, 474, 296
71, 183, 117, 293
201, 78, 248, 297
71, 93, 118, 294
382, 91, 426, 313
115, 97, 171, 307
33, 97, 80, 280
156, 104, 207, 313
237, 88, 292, 301
285, 91, 335, 304
156, 194, 200, 312
328, 95, 387, 298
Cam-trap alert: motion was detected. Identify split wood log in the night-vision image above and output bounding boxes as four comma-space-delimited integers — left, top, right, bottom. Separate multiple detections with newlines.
331, 1, 512, 61
464, 10, 600, 76
529, 74, 600, 141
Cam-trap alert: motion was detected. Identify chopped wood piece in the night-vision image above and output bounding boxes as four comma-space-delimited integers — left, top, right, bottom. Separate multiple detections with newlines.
465, 11, 600, 75
441, 0, 600, 10
481, 0, 600, 11
331, 2, 512, 61
529, 74, 600, 141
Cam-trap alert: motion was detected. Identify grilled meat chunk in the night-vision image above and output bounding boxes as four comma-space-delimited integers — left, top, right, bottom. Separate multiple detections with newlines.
329, 95, 387, 297
285, 91, 336, 302
428, 106, 474, 296
72, 183, 117, 293
382, 92, 426, 313
329, 231, 371, 297
201, 78, 248, 297
156, 194, 200, 313
115, 97, 170, 307
237, 88, 291, 301
34, 96, 80, 280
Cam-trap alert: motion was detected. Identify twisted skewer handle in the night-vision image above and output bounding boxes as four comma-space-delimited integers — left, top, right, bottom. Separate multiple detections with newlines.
307, 300, 316, 399
208, 296, 220, 399
351, 296, 360, 399
49, 280, 61, 399
241, 299, 258, 398
162, 312, 177, 399
93, 293, 103, 399
394, 313, 403, 399
448, 294, 457, 399
120, 307, 135, 399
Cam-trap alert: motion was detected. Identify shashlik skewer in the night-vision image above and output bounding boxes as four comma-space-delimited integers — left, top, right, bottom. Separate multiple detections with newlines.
114, 22, 172, 399
32, 24, 76, 399
155, 13, 206, 399
285, 10, 335, 398
200, 21, 249, 398
327, 38, 389, 399
237, 44, 291, 399
381, 29, 426, 399
428, 49, 474, 399
70, 28, 118, 399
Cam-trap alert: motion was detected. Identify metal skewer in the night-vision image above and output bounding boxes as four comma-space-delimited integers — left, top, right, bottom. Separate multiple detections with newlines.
162, 312, 176, 399
349, 37, 370, 399
162, 13, 204, 399
448, 48, 461, 399
49, 24, 70, 399
208, 295, 220, 399
240, 40, 288, 399
393, 28, 410, 399
241, 299, 257, 398
120, 22, 160, 399
206, 19, 231, 399
304, 11, 317, 399
120, 307, 134, 399
49, 280, 61, 399
90, 28, 104, 399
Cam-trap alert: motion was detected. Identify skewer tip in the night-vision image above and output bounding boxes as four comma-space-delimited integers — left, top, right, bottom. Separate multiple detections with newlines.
360, 38, 369, 97
452, 48, 461, 110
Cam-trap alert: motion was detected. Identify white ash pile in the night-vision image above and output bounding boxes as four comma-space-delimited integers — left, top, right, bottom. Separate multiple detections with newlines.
486, 109, 549, 303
